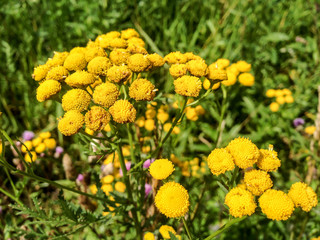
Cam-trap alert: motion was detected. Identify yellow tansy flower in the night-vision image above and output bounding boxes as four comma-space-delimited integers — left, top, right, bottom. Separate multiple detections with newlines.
85, 106, 111, 131
65, 71, 95, 88
93, 82, 119, 108
244, 169, 273, 196
87, 56, 112, 76
288, 182, 318, 212
63, 53, 87, 71
36, 80, 61, 102
62, 89, 91, 112
174, 75, 202, 97
109, 100, 137, 123
149, 159, 174, 180
58, 110, 84, 136
207, 148, 235, 176
129, 78, 156, 101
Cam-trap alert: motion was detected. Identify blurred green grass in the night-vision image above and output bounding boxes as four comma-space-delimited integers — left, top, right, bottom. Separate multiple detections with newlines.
0, 0, 319, 135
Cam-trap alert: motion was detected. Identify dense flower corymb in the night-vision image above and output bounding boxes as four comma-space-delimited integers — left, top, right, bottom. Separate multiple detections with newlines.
259, 189, 294, 221
149, 159, 175, 180
207, 148, 235, 176
288, 182, 318, 212
155, 182, 189, 218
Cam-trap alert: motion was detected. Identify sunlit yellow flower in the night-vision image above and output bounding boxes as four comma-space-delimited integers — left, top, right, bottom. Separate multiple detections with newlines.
43, 138, 56, 150
109, 48, 131, 65
244, 169, 273, 196
186, 107, 198, 121
159, 225, 176, 239
156, 111, 169, 123
87, 56, 112, 76
149, 159, 174, 180
238, 73, 255, 86
33, 64, 50, 81
144, 119, 155, 131
101, 175, 114, 184
70, 47, 86, 55
127, 54, 151, 72
62, 89, 91, 112
32, 137, 42, 147
35, 143, 46, 153
107, 38, 128, 49
25, 151, 37, 163
93, 82, 119, 108
169, 64, 187, 78
58, 110, 84, 136
144, 232, 155, 240
63, 53, 87, 71
101, 184, 113, 195
47, 51, 69, 67
257, 148, 281, 172
40, 132, 51, 139
174, 75, 202, 97
164, 51, 188, 64
46, 66, 69, 81
216, 58, 230, 69
121, 28, 140, 39
207, 148, 235, 176
115, 182, 126, 193
225, 187, 256, 218
276, 96, 285, 105
147, 53, 165, 67
107, 65, 132, 83
259, 189, 294, 221
236, 60, 251, 72
109, 100, 136, 123
222, 71, 237, 86
127, 42, 148, 55
163, 123, 180, 134
84, 47, 107, 62
21, 141, 33, 153
184, 52, 202, 61
155, 182, 189, 218
36, 80, 61, 102
129, 78, 156, 101
266, 89, 276, 98
269, 102, 279, 112
288, 182, 318, 212
127, 37, 145, 47
226, 137, 260, 169
207, 65, 228, 81
195, 105, 205, 115
203, 78, 221, 90
90, 184, 98, 194
85, 106, 111, 131
145, 108, 156, 119
305, 126, 316, 135
65, 71, 95, 88
284, 95, 294, 103
186, 59, 208, 77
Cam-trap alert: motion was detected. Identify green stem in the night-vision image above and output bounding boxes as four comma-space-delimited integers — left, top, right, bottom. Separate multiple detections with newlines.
204, 216, 247, 240
182, 217, 193, 240
229, 166, 239, 189
215, 85, 228, 147
0, 186, 24, 206
186, 88, 212, 107
4, 167, 18, 195
126, 123, 137, 164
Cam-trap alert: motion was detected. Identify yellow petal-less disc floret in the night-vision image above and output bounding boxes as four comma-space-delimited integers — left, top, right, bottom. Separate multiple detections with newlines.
224, 187, 257, 218
259, 189, 294, 221
129, 78, 156, 101
266, 89, 276, 98
305, 126, 316, 135
65, 71, 95, 88
109, 100, 136, 123
35, 143, 46, 153
101, 175, 114, 184
121, 28, 140, 39
169, 64, 187, 78
87, 56, 112, 76
115, 182, 126, 193
244, 169, 273, 196
127, 54, 151, 72
155, 182, 189, 218
257, 149, 281, 172
63, 53, 87, 71
288, 182, 318, 212
238, 73, 255, 86
236, 60, 251, 72
62, 89, 91, 112
184, 52, 202, 61
21, 141, 33, 153
149, 159, 175, 180
109, 48, 131, 65
33, 64, 50, 81
106, 38, 128, 49
222, 71, 237, 86
58, 110, 84, 136
25, 151, 37, 163
46, 66, 69, 81
84, 47, 107, 62
147, 53, 165, 67
207, 148, 235, 176
285, 95, 294, 103
174, 75, 202, 97
159, 225, 176, 239
85, 106, 111, 131
39, 131, 51, 139
127, 37, 145, 47
70, 47, 86, 55
47, 51, 69, 67
36, 80, 61, 102
186, 59, 208, 77
92, 82, 119, 108
164, 51, 188, 64
269, 102, 279, 112
216, 58, 230, 69
207, 64, 228, 81
43, 138, 56, 150
107, 65, 132, 83
143, 232, 155, 240
226, 137, 260, 169
127, 42, 148, 55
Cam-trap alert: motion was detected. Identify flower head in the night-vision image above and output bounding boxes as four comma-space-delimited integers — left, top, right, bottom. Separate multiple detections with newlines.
216, 58, 230, 69
65, 71, 95, 88
169, 64, 187, 78
63, 53, 87, 71
62, 89, 91, 112
224, 187, 256, 217
164, 51, 188, 64
236, 61, 251, 72
305, 126, 316, 135
207, 65, 228, 81
257, 148, 281, 172
288, 182, 318, 212
222, 71, 237, 86
226, 137, 260, 169
33, 64, 50, 81
58, 110, 84, 136
85, 106, 111, 131
159, 225, 176, 239
129, 78, 156, 101
127, 54, 151, 72
259, 189, 294, 221
186, 59, 208, 77
36, 80, 61, 102
87, 56, 112, 76
238, 73, 255, 86
147, 53, 165, 67
155, 182, 189, 218
25, 151, 37, 163
174, 75, 202, 97
144, 232, 155, 240
109, 48, 131, 65
149, 159, 174, 180
107, 65, 132, 83
121, 28, 140, 39
84, 47, 106, 62
244, 169, 273, 196
109, 100, 136, 123
93, 82, 119, 108
207, 148, 235, 176
293, 118, 305, 127
47, 51, 69, 67
22, 131, 35, 141
46, 66, 69, 81
269, 102, 279, 112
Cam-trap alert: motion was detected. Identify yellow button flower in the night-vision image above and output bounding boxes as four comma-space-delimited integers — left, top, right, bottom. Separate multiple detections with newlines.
236, 60, 251, 72
147, 53, 165, 67
35, 143, 46, 153
21, 141, 33, 153
238, 73, 255, 86
87, 56, 112, 76
25, 151, 37, 163
244, 169, 273, 196
186, 59, 208, 77
85, 106, 111, 131
222, 71, 237, 86
115, 182, 126, 193
269, 102, 279, 112
169, 64, 187, 78
149, 159, 174, 180
174, 75, 202, 97
155, 182, 189, 218
207, 148, 235, 176
84, 47, 106, 62
121, 28, 140, 39
107, 65, 132, 83
305, 126, 316, 135
62, 89, 91, 112
266, 89, 276, 98
207, 65, 228, 81
164, 51, 188, 64
36, 80, 61, 102
58, 110, 84, 136
101, 175, 114, 184
46, 66, 69, 81
159, 225, 176, 239
109, 100, 136, 123
92, 82, 119, 108
65, 71, 95, 88
257, 149, 281, 172
143, 232, 155, 240
288, 182, 318, 212
43, 138, 56, 150
63, 53, 87, 71
109, 48, 131, 65
127, 54, 151, 72
129, 78, 156, 101
32, 64, 50, 81
216, 58, 230, 69
144, 119, 155, 131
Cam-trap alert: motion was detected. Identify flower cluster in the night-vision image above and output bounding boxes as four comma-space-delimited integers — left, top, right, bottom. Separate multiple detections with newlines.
266, 88, 294, 112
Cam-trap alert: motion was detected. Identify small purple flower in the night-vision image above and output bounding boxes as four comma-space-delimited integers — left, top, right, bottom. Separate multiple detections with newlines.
76, 174, 84, 182
55, 146, 64, 154
22, 131, 35, 141
119, 162, 132, 176
293, 118, 305, 127
143, 158, 155, 169
145, 183, 152, 197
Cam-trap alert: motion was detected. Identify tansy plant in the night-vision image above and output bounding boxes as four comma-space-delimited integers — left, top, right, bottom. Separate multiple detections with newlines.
0, 28, 317, 240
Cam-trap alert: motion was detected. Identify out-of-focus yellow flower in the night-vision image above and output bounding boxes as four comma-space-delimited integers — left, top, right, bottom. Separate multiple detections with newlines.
144, 232, 155, 240
84, 47, 107, 62
62, 89, 91, 112
222, 71, 237, 86
58, 110, 84, 136
35, 143, 46, 153
127, 54, 151, 72
32, 137, 42, 147
87, 56, 112, 76
238, 73, 255, 86
225, 187, 256, 217
85, 127, 94, 135
65, 71, 95, 88
115, 182, 126, 193
266, 89, 276, 98
236, 60, 251, 72
305, 126, 316, 135
63, 53, 87, 71
157, 111, 169, 123
21, 141, 33, 153
164, 51, 188, 65
90, 184, 98, 195
85, 106, 111, 131
70, 47, 86, 55
174, 75, 202, 97
207, 66, 228, 81
147, 53, 165, 67
129, 78, 156, 101
43, 138, 56, 150
107, 65, 132, 83
288, 182, 318, 212
282, 88, 292, 95
46, 66, 69, 81
136, 116, 145, 128
216, 58, 230, 69
101, 184, 113, 195
109, 100, 137, 123
145, 108, 156, 119
36, 80, 61, 102
163, 123, 180, 134
276, 96, 286, 105
186, 107, 198, 121
186, 59, 208, 77
195, 105, 205, 115
25, 151, 37, 163
93, 82, 119, 108
33, 64, 50, 81
169, 64, 187, 78
269, 102, 279, 112
144, 119, 155, 131
285, 95, 294, 103
101, 175, 114, 184
159, 225, 176, 239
